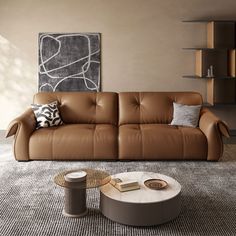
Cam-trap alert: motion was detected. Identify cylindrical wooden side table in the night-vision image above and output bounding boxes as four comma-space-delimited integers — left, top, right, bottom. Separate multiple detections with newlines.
54, 168, 110, 218
63, 171, 87, 217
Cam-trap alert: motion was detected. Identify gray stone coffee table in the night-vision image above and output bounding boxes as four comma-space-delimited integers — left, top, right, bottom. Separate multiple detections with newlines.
100, 171, 181, 226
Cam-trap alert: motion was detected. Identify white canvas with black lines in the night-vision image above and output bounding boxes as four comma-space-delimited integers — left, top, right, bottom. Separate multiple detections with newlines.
38, 33, 101, 92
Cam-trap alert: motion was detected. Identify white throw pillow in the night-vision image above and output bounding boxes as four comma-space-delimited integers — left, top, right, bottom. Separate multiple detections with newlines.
170, 102, 201, 128
31, 101, 63, 129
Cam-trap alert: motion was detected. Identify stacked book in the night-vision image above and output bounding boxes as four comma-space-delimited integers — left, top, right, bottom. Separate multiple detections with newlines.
110, 178, 140, 192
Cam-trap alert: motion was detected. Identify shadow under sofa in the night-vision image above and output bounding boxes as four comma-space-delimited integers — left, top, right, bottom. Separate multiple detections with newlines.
6, 92, 229, 161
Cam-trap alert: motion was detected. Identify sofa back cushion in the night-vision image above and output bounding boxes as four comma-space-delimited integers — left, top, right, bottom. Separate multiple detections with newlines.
119, 92, 203, 125
33, 92, 118, 125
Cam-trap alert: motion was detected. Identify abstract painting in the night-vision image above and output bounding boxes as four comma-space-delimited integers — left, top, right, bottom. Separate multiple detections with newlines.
38, 33, 100, 92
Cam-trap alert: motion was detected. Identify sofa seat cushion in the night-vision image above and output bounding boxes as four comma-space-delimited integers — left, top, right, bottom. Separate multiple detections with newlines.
119, 124, 207, 160
29, 124, 118, 160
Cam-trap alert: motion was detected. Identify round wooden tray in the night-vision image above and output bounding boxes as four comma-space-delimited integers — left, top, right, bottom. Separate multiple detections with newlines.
144, 179, 168, 190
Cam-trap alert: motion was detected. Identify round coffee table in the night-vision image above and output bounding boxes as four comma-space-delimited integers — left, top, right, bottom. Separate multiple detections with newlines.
54, 168, 110, 218
100, 171, 181, 226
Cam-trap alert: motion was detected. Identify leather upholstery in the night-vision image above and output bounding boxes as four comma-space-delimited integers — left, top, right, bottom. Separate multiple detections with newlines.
29, 124, 117, 160
5, 108, 36, 161
6, 91, 228, 161
7, 92, 118, 160
119, 92, 202, 125
199, 108, 229, 161
33, 92, 118, 125
119, 124, 207, 160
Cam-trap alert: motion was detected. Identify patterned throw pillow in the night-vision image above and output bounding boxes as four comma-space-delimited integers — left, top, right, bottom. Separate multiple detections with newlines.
31, 101, 63, 129
170, 102, 201, 128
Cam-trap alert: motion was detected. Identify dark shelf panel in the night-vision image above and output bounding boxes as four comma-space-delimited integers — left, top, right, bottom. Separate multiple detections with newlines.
182, 20, 236, 23
183, 75, 236, 79
229, 130, 236, 136
203, 103, 236, 107
207, 105, 236, 133
203, 102, 213, 107
182, 48, 235, 50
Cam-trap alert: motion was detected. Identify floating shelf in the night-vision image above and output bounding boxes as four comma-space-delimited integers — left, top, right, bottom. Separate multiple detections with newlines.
182, 48, 235, 50
183, 75, 236, 79
203, 102, 236, 107
182, 20, 236, 23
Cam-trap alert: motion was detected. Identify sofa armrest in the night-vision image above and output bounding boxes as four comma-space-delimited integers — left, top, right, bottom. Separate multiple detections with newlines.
199, 108, 229, 161
5, 108, 36, 161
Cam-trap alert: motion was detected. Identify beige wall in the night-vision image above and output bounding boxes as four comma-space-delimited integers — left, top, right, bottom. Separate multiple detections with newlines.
0, 0, 236, 129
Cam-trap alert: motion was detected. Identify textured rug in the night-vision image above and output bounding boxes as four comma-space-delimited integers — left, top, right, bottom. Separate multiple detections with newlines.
0, 141, 236, 236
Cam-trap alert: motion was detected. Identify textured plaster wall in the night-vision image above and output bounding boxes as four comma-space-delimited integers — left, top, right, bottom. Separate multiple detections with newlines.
0, 0, 236, 129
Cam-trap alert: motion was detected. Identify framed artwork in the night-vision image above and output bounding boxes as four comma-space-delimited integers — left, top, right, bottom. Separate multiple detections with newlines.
38, 33, 101, 92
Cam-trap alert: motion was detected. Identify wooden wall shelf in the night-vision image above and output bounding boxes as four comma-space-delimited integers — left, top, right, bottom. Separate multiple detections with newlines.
195, 50, 228, 77
182, 20, 236, 23
183, 48, 234, 50
183, 20, 236, 105
183, 75, 236, 79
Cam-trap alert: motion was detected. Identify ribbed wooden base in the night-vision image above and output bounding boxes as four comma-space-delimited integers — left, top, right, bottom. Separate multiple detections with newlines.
63, 187, 87, 218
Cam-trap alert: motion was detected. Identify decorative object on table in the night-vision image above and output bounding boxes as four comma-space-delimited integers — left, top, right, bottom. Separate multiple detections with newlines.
64, 171, 87, 182
38, 33, 101, 92
54, 168, 110, 218
110, 178, 140, 192
31, 101, 63, 129
110, 178, 122, 186
144, 179, 168, 190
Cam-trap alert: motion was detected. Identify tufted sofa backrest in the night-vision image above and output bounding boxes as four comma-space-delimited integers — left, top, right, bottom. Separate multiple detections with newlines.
119, 92, 203, 125
33, 92, 118, 125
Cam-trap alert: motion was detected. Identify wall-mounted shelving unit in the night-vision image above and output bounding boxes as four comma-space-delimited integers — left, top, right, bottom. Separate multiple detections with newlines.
183, 20, 236, 105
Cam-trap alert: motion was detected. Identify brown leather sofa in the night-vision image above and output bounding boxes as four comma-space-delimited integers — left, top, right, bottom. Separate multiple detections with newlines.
6, 92, 229, 161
